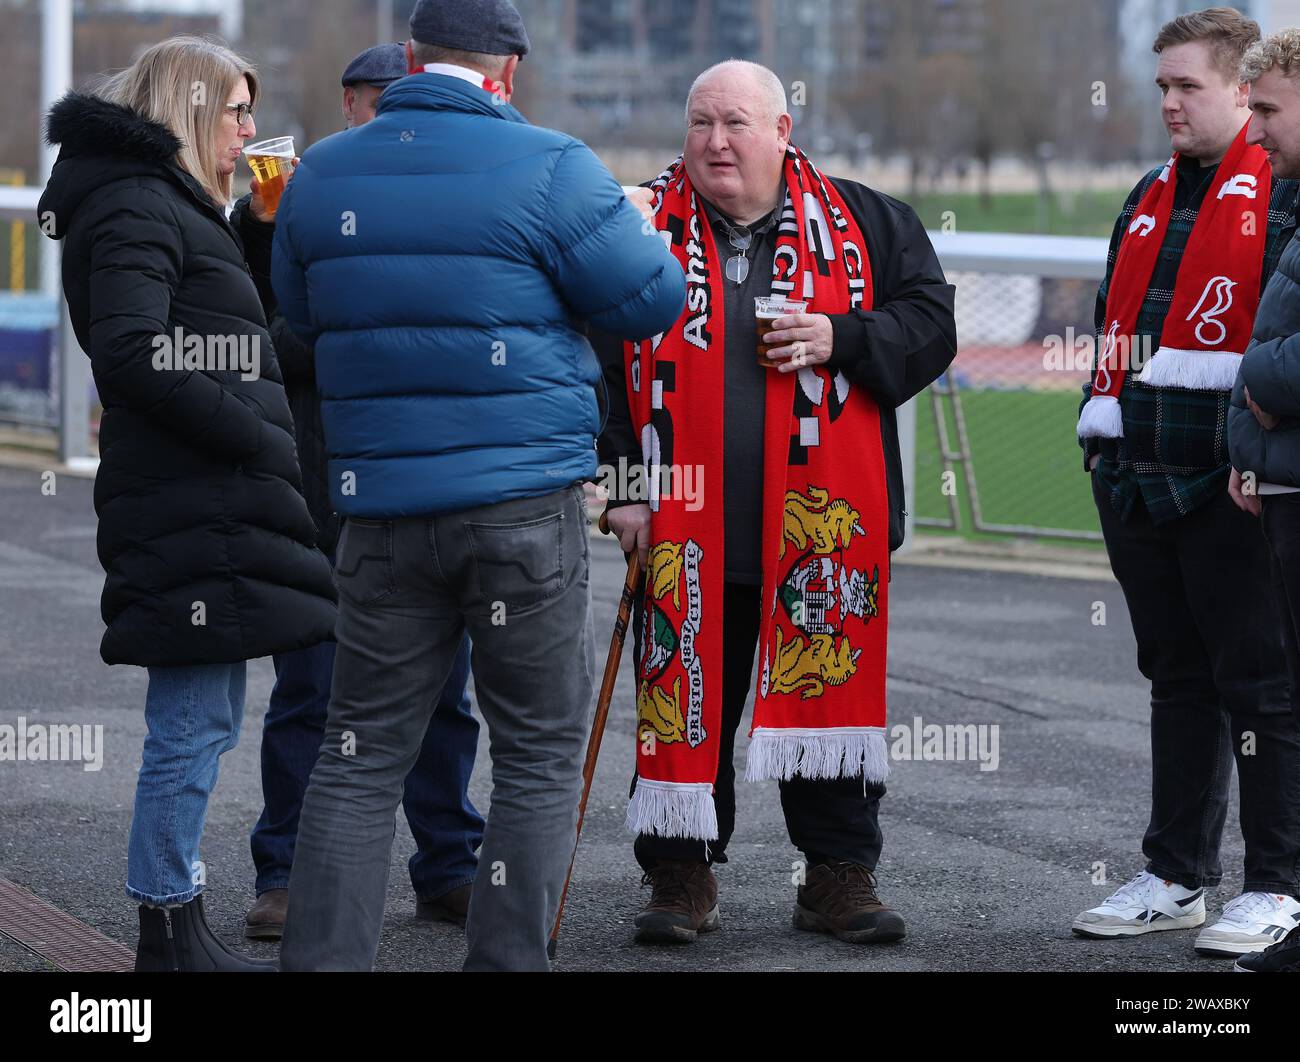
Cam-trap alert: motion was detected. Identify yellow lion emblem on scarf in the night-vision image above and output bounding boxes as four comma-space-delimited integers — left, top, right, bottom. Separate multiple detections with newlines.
781, 487, 866, 559
637, 676, 685, 744
770, 628, 862, 700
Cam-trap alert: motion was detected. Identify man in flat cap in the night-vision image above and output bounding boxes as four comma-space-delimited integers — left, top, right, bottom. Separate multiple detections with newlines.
341, 42, 406, 127
233, 41, 486, 944
273, 0, 685, 972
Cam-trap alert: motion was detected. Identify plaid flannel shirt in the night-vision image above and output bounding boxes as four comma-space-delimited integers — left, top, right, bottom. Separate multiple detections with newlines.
1081, 156, 1300, 524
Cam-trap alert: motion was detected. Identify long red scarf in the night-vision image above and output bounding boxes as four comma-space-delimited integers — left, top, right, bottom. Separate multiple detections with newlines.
1077, 122, 1269, 438
623, 147, 891, 842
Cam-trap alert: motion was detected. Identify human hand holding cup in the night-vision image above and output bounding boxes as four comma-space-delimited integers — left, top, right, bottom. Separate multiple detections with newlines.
755, 297, 814, 369
760, 303, 836, 373
623, 186, 656, 225
246, 136, 296, 222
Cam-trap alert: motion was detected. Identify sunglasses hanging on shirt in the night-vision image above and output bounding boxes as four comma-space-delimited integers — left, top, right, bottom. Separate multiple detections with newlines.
724, 223, 752, 285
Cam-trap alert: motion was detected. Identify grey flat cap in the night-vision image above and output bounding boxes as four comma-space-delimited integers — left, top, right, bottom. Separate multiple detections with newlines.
409, 0, 531, 58
341, 43, 408, 87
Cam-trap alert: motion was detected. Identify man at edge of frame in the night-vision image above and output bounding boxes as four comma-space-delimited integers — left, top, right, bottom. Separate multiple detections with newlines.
1073, 5, 1300, 959
1225, 24, 1300, 974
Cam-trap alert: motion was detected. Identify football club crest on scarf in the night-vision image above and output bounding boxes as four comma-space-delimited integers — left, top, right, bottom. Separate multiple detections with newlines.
1077, 123, 1269, 439
622, 146, 891, 842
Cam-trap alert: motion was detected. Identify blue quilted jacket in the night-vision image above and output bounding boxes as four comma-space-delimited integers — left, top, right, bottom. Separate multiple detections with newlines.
272, 72, 685, 516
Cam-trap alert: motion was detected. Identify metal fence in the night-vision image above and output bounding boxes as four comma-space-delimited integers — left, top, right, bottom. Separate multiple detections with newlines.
0, 213, 58, 438
0, 189, 1113, 544
915, 232, 1109, 544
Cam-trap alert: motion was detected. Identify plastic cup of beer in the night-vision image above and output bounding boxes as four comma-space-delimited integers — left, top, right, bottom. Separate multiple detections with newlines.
755, 296, 808, 368
245, 136, 295, 219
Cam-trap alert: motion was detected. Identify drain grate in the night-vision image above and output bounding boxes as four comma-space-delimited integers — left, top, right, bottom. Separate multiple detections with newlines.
0, 877, 134, 972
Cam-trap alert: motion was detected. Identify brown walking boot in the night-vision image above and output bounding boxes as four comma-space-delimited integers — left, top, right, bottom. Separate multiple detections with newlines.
634, 859, 720, 943
243, 888, 288, 941
794, 862, 906, 944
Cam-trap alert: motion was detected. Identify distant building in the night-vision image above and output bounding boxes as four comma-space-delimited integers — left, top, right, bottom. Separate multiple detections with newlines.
519, 0, 987, 150
0, 0, 226, 181
521, 0, 768, 148
81, 0, 242, 43
1250, 0, 1300, 32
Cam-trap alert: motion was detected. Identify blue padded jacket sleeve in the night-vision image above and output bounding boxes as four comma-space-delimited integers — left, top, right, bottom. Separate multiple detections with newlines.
541, 141, 685, 341
271, 171, 321, 347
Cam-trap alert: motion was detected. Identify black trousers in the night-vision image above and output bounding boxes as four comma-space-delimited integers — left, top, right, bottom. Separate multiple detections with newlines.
1262, 492, 1300, 733
1093, 475, 1300, 895
632, 581, 885, 872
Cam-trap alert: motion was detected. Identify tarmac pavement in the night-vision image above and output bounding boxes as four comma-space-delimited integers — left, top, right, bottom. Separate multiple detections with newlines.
0, 463, 1253, 972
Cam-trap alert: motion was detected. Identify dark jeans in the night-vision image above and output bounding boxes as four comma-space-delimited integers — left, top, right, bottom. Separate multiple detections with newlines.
632, 581, 885, 872
251, 631, 484, 902
1262, 492, 1300, 732
1093, 475, 1300, 895
281, 486, 596, 971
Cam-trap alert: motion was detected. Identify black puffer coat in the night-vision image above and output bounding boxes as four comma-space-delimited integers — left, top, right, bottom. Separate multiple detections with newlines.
39, 92, 337, 666
230, 194, 338, 555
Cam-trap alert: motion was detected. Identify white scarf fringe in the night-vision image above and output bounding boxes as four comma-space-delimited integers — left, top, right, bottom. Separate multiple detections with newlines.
744, 727, 891, 783
1076, 394, 1124, 439
625, 778, 719, 840
1134, 347, 1241, 390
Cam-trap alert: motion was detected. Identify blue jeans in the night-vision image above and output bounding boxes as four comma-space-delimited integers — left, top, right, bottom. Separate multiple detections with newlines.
251, 631, 484, 900
126, 662, 247, 906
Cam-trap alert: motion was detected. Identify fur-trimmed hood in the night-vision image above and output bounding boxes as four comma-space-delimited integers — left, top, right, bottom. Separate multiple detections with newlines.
39, 92, 195, 241
44, 91, 182, 161
38, 100, 338, 670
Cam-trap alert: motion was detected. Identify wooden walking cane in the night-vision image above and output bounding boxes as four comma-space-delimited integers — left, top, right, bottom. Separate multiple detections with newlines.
548, 508, 645, 959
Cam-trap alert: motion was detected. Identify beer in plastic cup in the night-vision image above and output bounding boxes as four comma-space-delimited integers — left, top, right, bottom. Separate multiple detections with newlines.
245, 136, 295, 219
755, 296, 808, 368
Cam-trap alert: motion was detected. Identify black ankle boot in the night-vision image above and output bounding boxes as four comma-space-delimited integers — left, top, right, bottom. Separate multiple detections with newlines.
136, 895, 277, 972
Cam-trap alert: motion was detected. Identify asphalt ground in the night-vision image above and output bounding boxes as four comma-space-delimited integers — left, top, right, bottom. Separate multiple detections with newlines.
0, 463, 1255, 972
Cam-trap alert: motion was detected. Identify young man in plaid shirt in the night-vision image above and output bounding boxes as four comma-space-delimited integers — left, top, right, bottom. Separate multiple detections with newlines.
1072, 7, 1300, 957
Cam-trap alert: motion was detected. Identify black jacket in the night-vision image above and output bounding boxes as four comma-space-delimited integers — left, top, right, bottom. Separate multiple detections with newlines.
230, 194, 338, 555
39, 92, 338, 666
596, 176, 956, 551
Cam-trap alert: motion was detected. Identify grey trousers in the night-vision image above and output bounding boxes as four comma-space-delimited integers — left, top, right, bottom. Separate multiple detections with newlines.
280, 484, 596, 971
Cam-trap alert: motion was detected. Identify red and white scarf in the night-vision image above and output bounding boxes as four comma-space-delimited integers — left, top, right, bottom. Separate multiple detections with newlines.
1078, 122, 1269, 438
623, 147, 890, 841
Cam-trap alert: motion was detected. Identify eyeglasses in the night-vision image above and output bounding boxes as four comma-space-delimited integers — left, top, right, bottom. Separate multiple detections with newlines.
224, 102, 255, 127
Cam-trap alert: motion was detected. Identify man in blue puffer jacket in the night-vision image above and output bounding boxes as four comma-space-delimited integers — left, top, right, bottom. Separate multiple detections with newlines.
272, 0, 686, 973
